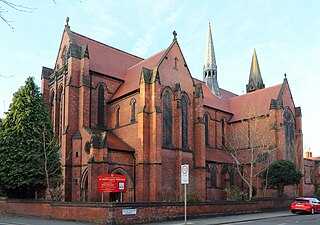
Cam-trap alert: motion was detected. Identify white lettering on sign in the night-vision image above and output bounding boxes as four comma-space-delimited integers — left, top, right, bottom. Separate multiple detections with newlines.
122, 209, 137, 215
181, 164, 189, 184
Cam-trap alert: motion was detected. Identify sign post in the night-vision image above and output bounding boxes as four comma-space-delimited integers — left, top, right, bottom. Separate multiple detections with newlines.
181, 164, 189, 225
98, 174, 126, 202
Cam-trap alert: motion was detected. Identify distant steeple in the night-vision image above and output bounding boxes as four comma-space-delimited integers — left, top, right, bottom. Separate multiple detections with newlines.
203, 23, 221, 98
246, 49, 265, 93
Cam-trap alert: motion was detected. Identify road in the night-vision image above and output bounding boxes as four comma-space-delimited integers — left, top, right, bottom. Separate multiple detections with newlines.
0, 215, 95, 225
1, 212, 320, 225
228, 213, 320, 225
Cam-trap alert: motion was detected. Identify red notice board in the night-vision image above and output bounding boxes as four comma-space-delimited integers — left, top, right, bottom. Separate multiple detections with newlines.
98, 174, 126, 193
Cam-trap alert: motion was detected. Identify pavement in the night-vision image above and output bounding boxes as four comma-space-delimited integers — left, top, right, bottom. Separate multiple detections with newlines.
145, 210, 294, 225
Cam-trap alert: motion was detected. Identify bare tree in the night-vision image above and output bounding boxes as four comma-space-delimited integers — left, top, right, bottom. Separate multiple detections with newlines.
41, 124, 63, 200
0, 0, 35, 30
226, 104, 276, 200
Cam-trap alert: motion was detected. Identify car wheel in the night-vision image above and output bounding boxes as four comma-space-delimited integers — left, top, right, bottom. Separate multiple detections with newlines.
291, 210, 296, 214
311, 208, 315, 215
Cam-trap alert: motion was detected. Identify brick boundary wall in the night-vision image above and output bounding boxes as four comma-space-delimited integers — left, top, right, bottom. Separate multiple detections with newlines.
0, 198, 292, 224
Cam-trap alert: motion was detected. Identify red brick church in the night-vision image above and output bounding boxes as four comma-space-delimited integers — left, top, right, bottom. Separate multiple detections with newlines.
41, 19, 305, 202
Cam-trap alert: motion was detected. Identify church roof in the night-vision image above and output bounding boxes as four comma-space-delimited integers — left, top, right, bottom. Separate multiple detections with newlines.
71, 31, 143, 80
200, 81, 237, 113
206, 149, 235, 163
107, 131, 134, 152
229, 83, 282, 122
111, 48, 167, 100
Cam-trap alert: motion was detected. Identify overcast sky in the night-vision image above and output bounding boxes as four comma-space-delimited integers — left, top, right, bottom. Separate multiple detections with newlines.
1, 0, 319, 155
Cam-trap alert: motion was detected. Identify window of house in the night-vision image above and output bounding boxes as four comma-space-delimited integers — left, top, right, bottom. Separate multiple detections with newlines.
162, 90, 173, 148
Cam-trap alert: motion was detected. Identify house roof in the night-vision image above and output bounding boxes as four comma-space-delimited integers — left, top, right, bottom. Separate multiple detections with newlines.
111, 48, 168, 100
71, 31, 143, 80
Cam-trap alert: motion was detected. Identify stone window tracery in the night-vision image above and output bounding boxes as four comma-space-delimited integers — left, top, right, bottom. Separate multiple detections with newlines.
181, 94, 188, 150
283, 107, 295, 161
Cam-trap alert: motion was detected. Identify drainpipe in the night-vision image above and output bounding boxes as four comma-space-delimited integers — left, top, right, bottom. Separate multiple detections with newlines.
132, 152, 136, 202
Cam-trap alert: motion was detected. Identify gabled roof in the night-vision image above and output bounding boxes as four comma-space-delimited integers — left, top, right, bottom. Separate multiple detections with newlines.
71, 31, 143, 80
107, 132, 134, 152
111, 48, 167, 100
229, 83, 282, 122
193, 78, 237, 113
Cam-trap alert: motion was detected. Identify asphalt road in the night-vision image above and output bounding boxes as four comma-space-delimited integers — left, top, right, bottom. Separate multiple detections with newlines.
0, 215, 95, 225
227, 213, 320, 225
1, 212, 320, 225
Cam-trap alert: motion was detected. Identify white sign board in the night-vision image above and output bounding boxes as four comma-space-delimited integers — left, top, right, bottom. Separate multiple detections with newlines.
181, 164, 189, 184
122, 209, 137, 215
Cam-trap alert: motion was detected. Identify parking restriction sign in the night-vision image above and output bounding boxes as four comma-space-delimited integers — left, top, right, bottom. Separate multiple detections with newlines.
181, 164, 189, 184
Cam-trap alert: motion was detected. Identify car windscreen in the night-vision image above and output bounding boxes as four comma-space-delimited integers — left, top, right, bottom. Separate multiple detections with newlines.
295, 199, 309, 203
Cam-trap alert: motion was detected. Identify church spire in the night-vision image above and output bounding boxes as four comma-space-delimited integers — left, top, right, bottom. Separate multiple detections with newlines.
246, 49, 265, 93
203, 23, 221, 97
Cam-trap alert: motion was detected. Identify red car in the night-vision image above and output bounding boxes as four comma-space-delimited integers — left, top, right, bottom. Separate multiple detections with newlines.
291, 197, 320, 214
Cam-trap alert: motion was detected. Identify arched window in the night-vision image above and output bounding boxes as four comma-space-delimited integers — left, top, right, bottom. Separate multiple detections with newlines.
205, 113, 209, 146
115, 105, 120, 128
283, 107, 295, 161
181, 94, 188, 150
162, 90, 173, 148
97, 84, 105, 128
57, 85, 63, 145
210, 167, 217, 188
130, 98, 136, 123
221, 118, 225, 148
49, 90, 55, 121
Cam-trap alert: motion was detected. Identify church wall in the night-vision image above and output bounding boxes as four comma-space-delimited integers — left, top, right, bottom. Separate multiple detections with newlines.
90, 73, 123, 128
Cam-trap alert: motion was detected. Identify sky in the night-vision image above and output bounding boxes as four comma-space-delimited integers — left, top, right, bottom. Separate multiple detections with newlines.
0, 0, 319, 155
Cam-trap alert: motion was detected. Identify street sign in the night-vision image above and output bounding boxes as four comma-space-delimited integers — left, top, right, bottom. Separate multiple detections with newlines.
98, 174, 126, 193
181, 164, 189, 184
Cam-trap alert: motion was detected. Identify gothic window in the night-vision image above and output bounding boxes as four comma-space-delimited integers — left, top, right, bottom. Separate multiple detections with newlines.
210, 167, 217, 188
97, 84, 105, 128
283, 107, 295, 161
229, 169, 235, 186
115, 105, 120, 128
181, 94, 188, 150
84, 142, 90, 155
162, 90, 173, 148
57, 85, 63, 145
62, 46, 68, 66
221, 118, 225, 148
49, 90, 54, 121
205, 113, 209, 146
130, 98, 136, 123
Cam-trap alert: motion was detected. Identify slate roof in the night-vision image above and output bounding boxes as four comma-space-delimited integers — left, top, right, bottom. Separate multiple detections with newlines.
229, 84, 282, 122
71, 31, 143, 80
111, 48, 167, 100
206, 149, 235, 163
